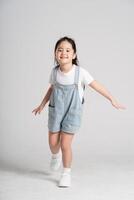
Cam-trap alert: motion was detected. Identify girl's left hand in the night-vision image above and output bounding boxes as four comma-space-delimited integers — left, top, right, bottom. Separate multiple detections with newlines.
111, 99, 126, 110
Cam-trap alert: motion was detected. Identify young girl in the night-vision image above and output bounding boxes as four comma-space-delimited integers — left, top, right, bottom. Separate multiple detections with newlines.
32, 36, 125, 188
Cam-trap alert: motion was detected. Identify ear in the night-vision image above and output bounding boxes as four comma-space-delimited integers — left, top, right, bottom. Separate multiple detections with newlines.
73, 53, 76, 59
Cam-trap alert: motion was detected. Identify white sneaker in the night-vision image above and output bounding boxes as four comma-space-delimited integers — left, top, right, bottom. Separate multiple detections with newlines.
50, 153, 62, 171
58, 172, 71, 187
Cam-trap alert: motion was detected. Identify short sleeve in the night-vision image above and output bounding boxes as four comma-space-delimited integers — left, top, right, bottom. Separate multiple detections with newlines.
81, 68, 94, 86
48, 68, 54, 84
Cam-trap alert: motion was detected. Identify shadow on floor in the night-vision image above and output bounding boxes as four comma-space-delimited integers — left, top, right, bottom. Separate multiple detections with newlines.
0, 163, 59, 185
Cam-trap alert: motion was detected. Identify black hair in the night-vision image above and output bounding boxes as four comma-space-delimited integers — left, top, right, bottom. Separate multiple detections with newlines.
54, 36, 79, 66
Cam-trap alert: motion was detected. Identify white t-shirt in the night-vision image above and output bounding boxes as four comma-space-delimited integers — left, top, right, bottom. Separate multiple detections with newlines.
49, 64, 94, 103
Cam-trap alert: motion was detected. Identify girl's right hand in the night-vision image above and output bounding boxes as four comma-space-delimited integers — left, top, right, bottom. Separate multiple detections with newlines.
32, 105, 44, 115
110, 99, 126, 110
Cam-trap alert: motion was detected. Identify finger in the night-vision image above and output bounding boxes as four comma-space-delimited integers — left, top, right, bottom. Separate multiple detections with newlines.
117, 105, 126, 109
114, 104, 119, 109
115, 106, 119, 109
120, 106, 126, 109
33, 109, 37, 113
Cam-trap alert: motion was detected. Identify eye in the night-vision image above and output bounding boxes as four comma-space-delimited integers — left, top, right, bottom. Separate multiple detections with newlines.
58, 49, 62, 52
66, 50, 70, 52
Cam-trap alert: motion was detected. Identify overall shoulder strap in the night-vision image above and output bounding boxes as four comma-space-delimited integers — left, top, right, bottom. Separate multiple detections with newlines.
74, 66, 85, 90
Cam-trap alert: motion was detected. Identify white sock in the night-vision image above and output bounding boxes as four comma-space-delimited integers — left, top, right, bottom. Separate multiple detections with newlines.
63, 167, 71, 174
52, 152, 60, 159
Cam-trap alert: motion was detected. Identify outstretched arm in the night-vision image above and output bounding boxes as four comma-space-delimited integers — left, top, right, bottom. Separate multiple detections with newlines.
89, 80, 126, 109
32, 84, 53, 115
39, 84, 53, 107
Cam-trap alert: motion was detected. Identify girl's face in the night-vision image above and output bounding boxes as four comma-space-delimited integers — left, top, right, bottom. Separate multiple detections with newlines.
55, 41, 76, 66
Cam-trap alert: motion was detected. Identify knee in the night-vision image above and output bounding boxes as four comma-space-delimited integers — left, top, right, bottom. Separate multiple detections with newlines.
49, 136, 60, 148
61, 141, 70, 152
50, 140, 59, 148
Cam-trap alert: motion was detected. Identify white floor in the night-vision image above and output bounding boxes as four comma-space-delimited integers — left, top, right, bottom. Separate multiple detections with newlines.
0, 156, 134, 200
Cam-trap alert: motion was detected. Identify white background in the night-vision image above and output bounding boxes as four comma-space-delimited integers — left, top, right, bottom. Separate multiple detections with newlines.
0, 0, 133, 171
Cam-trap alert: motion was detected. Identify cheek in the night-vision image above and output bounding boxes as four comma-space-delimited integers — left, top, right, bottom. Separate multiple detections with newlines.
56, 52, 61, 58
55, 53, 59, 59
71, 54, 75, 59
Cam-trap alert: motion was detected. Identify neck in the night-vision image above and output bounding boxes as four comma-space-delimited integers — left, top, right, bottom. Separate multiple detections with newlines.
59, 63, 74, 73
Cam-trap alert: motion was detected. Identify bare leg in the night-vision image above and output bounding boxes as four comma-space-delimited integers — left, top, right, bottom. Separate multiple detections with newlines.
48, 131, 61, 154
60, 131, 74, 168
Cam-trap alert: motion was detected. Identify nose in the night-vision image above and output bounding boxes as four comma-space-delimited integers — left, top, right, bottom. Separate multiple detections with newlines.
61, 53, 66, 58
61, 50, 66, 54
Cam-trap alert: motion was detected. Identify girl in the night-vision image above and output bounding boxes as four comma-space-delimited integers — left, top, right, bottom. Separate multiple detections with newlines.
32, 36, 125, 188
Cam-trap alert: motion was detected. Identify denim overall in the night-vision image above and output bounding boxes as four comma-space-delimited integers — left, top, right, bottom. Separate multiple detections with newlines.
48, 65, 84, 134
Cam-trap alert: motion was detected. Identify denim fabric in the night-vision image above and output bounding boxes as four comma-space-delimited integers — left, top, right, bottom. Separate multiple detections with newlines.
48, 66, 84, 134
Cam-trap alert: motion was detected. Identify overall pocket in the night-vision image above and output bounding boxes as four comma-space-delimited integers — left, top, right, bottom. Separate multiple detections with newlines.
48, 104, 55, 108
48, 106, 55, 122
49, 90, 55, 107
